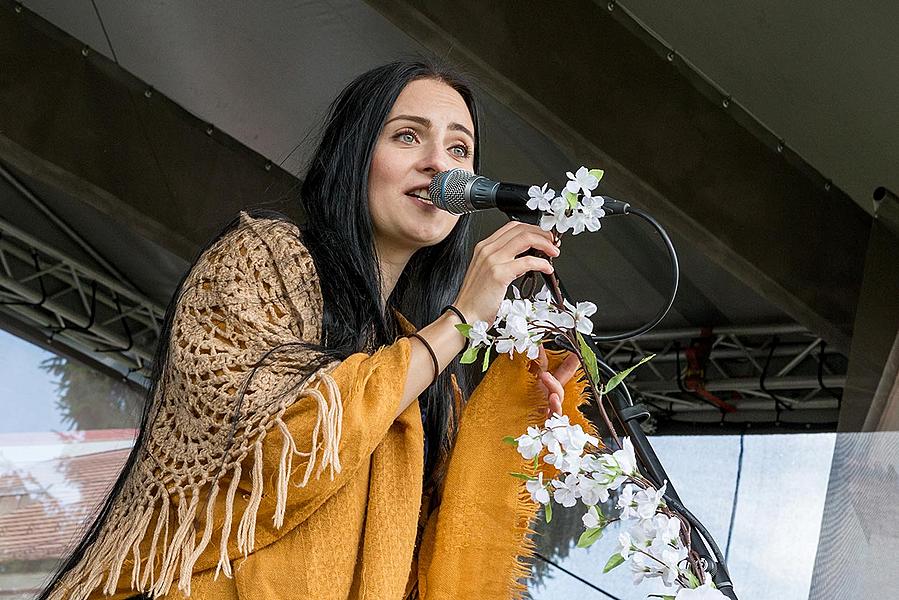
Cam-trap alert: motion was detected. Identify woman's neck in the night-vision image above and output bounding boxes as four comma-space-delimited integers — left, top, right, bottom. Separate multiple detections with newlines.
375, 239, 415, 311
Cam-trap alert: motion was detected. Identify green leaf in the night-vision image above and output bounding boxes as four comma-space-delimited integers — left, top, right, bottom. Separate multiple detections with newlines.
482, 345, 491, 372
460, 344, 480, 364
576, 527, 604, 548
502, 435, 518, 446
545, 500, 553, 523
509, 472, 535, 481
455, 323, 473, 337
603, 553, 625, 573
605, 353, 656, 393
576, 332, 600, 383
563, 190, 579, 209
588, 168, 605, 182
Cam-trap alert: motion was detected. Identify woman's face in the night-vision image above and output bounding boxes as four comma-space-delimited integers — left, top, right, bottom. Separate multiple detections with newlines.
368, 78, 476, 257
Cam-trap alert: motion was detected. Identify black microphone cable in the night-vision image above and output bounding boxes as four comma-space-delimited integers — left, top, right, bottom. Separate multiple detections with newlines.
589, 199, 679, 343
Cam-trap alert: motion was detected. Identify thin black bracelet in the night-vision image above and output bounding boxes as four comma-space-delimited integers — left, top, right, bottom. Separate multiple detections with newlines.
407, 332, 439, 385
441, 304, 468, 325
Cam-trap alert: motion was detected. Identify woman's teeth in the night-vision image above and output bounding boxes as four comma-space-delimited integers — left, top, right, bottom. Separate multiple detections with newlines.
410, 189, 433, 204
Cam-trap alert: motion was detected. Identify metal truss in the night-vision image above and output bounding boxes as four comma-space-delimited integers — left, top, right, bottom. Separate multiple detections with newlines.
0, 215, 165, 382
594, 324, 845, 423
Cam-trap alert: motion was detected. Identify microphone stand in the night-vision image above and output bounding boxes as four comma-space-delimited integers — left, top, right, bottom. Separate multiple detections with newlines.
501, 205, 739, 599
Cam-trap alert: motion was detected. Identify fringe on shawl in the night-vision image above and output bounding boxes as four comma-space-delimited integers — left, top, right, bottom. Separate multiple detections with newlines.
506, 370, 595, 600
48, 372, 344, 600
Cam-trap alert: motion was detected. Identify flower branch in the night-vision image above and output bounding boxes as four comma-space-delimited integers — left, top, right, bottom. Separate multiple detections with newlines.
457, 166, 726, 600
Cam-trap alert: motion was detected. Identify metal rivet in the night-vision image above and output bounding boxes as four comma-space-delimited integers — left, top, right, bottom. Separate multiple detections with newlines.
824, 181, 832, 192
205, 125, 214, 136
144, 88, 153, 98
667, 51, 675, 62
264, 162, 272, 171
14, 3, 23, 13
776, 140, 785, 153
81, 46, 90, 57
607, 1, 615, 11
721, 96, 730, 108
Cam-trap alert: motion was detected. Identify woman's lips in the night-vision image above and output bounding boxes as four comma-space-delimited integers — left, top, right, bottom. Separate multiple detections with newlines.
407, 192, 436, 208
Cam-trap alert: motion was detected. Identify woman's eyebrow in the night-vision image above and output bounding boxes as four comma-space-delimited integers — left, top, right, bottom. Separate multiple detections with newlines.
385, 114, 474, 141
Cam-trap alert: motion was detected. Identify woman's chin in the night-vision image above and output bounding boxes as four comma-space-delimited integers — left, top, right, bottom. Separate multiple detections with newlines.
404, 218, 457, 247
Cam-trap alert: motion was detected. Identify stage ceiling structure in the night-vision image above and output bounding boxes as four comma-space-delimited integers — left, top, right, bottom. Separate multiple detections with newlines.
1, 0, 898, 434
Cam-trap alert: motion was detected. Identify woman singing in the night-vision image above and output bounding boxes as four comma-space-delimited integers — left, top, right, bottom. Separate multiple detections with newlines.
40, 59, 591, 600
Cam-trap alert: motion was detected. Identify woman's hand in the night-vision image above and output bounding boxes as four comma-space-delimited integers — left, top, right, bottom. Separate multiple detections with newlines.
452, 221, 559, 327
534, 346, 582, 419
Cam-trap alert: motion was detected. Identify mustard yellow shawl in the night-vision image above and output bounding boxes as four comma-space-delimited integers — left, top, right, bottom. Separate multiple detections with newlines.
48, 212, 594, 599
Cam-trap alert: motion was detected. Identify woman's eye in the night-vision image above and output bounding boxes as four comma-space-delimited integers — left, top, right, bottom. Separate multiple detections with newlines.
396, 130, 417, 144
451, 144, 471, 158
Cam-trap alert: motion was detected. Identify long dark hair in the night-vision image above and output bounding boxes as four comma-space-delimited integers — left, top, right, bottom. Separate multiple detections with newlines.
299, 59, 481, 489
39, 59, 480, 598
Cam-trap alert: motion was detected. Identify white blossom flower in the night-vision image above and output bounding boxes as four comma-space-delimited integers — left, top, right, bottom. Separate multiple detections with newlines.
579, 453, 603, 473
630, 551, 652, 585
468, 320, 491, 347
582, 505, 602, 529
675, 577, 727, 599
577, 474, 610, 506
594, 438, 638, 491
546, 309, 575, 330
543, 413, 571, 431
526, 183, 556, 212
541, 414, 571, 454
494, 315, 534, 358
495, 298, 513, 321
649, 512, 682, 546
617, 530, 636, 560
534, 285, 552, 303
613, 437, 639, 476
525, 472, 550, 505
565, 423, 599, 453
515, 426, 543, 460
595, 456, 629, 491
540, 196, 571, 232
564, 299, 597, 335
580, 195, 606, 231
544, 449, 584, 474
636, 482, 668, 520
551, 473, 580, 507
565, 166, 600, 197
654, 541, 688, 586
617, 484, 639, 520
567, 209, 589, 235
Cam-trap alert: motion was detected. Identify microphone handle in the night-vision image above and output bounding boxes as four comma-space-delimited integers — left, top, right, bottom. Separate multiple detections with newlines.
467, 177, 541, 223
467, 178, 529, 211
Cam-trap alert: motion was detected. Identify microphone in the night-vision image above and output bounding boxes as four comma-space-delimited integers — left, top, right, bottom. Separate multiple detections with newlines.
428, 168, 629, 220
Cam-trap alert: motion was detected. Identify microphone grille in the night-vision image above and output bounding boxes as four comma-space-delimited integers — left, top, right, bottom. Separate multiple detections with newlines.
429, 169, 475, 214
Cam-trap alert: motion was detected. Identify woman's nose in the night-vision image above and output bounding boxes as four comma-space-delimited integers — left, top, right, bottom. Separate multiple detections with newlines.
418, 141, 451, 174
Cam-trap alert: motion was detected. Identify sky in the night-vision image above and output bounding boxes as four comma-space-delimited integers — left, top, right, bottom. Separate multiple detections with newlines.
0, 328, 69, 433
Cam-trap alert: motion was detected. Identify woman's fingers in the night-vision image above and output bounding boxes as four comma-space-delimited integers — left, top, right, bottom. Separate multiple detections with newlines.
482, 223, 558, 261
553, 352, 582, 386
539, 352, 581, 418
540, 371, 565, 418
537, 345, 549, 373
